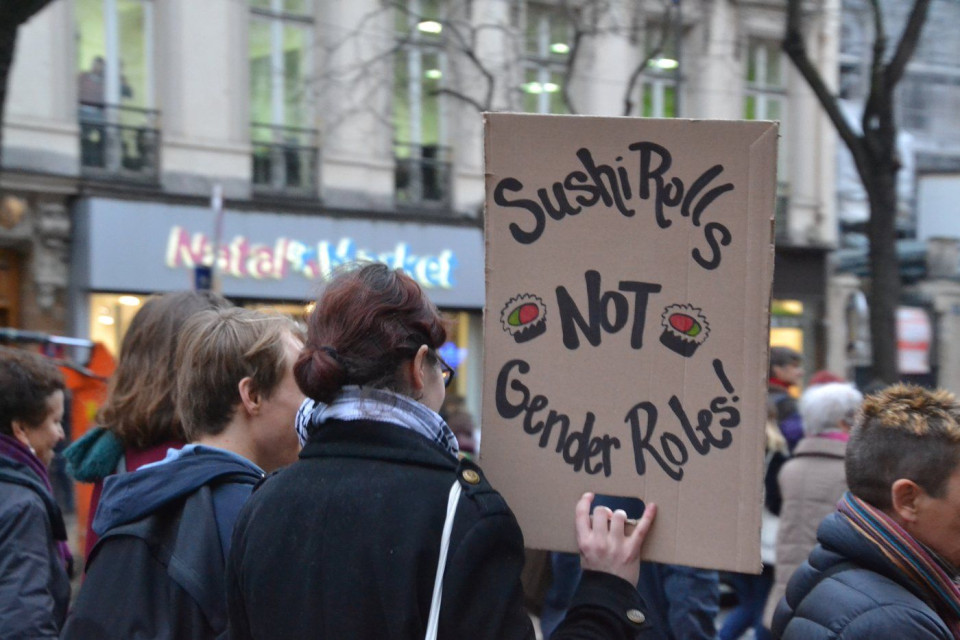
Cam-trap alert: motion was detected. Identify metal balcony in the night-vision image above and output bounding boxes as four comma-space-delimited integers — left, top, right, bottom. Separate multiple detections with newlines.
78, 103, 161, 183
251, 123, 320, 197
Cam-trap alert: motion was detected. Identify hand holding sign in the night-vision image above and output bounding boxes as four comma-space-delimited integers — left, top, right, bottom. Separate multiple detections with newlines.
576, 492, 657, 586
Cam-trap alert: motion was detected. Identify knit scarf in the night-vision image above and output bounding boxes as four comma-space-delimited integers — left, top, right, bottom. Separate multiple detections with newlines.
838, 491, 960, 639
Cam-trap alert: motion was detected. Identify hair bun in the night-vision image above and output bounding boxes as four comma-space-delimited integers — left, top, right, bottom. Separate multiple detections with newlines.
294, 346, 347, 404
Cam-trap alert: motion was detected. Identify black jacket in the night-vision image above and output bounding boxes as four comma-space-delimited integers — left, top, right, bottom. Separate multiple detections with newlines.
228, 419, 654, 639
61, 447, 263, 640
772, 512, 954, 639
0, 456, 71, 639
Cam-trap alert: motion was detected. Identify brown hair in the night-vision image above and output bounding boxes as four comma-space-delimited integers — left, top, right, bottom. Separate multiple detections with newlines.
846, 384, 960, 509
175, 307, 300, 440
98, 291, 232, 449
295, 263, 446, 403
0, 347, 65, 435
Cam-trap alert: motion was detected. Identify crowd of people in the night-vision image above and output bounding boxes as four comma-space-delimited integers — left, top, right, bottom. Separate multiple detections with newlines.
3, 263, 960, 639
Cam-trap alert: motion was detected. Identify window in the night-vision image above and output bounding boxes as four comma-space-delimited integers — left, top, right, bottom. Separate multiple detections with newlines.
744, 40, 785, 123
76, 0, 159, 180
744, 39, 789, 211
522, 4, 571, 114
249, 0, 318, 195
394, 0, 452, 209
641, 22, 679, 118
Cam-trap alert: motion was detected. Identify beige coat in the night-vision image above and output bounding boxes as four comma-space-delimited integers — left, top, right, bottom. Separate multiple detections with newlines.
762, 436, 847, 627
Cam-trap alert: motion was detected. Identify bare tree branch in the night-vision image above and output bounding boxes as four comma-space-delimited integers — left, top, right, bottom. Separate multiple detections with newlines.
885, 0, 932, 87
622, 2, 672, 117
783, 0, 865, 168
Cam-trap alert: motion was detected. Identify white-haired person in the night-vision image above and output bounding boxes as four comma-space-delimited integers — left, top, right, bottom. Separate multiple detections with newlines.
763, 381, 863, 626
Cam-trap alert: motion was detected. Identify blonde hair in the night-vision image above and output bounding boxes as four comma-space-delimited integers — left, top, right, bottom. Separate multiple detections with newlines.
175, 308, 301, 441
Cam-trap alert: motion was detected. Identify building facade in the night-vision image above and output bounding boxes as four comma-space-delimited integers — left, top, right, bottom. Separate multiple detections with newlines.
1, 0, 842, 414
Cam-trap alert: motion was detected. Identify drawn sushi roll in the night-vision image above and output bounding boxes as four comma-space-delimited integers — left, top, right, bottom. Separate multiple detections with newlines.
659, 304, 709, 357
501, 294, 547, 343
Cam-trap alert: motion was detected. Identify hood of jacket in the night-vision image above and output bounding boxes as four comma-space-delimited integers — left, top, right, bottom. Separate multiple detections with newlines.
93, 446, 263, 535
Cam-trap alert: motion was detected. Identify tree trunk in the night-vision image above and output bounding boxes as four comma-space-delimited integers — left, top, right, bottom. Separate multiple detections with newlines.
863, 163, 901, 383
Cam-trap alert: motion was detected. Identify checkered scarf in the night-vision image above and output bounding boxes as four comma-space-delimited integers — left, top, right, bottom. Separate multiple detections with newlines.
295, 386, 459, 458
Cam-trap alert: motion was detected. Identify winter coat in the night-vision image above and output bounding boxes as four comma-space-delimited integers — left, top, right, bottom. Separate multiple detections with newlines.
0, 456, 71, 639
771, 512, 954, 639
763, 436, 847, 627
61, 446, 264, 640
227, 419, 654, 640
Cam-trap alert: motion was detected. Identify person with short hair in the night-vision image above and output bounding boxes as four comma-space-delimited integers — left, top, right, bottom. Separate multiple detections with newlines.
64, 290, 231, 560
227, 263, 658, 640
772, 384, 960, 639
0, 348, 70, 639
62, 308, 304, 639
768, 346, 804, 451
762, 382, 863, 628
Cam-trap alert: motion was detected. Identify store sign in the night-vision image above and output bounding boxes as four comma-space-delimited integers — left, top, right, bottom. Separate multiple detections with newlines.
165, 226, 458, 290
481, 114, 778, 573
72, 198, 484, 308
897, 306, 932, 375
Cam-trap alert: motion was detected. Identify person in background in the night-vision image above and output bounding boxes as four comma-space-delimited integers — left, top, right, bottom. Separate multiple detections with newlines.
773, 384, 960, 639
227, 263, 658, 640
718, 413, 790, 640
763, 382, 862, 627
0, 348, 71, 639
63, 290, 231, 560
61, 308, 304, 639
768, 347, 804, 451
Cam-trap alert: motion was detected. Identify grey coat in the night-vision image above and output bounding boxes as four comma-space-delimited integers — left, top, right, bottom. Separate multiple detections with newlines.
0, 456, 71, 639
763, 436, 847, 627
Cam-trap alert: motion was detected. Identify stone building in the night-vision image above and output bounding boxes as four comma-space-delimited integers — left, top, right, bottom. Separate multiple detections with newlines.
0, 0, 841, 413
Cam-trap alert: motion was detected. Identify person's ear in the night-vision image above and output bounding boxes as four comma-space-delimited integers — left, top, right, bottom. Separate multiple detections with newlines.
9, 418, 33, 450
238, 377, 261, 416
890, 478, 924, 524
408, 345, 430, 396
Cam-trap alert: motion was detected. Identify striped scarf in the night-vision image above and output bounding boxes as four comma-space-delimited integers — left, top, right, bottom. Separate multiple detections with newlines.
838, 491, 960, 639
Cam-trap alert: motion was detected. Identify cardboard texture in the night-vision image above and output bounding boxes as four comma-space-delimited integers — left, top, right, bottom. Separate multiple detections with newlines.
481, 113, 777, 574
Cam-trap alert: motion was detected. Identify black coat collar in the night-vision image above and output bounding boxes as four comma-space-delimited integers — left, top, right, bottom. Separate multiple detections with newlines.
300, 419, 458, 472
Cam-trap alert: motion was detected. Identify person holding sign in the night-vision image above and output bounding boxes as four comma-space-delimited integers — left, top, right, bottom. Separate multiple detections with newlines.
226, 263, 658, 640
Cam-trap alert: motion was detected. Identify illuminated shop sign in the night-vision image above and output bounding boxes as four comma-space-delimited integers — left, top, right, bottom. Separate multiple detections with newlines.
164, 226, 459, 289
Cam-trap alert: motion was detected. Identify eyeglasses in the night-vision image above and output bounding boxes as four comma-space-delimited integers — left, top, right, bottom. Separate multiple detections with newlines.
436, 354, 455, 389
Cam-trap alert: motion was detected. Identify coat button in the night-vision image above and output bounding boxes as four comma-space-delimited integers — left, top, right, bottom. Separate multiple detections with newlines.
461, 469, 481, 485
626, 609, 646, 625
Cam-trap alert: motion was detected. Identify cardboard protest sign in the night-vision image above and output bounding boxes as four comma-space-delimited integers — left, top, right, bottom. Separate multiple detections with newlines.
481, 114, 777, 573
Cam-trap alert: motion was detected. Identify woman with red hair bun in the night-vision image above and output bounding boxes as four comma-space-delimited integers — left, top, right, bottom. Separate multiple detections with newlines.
227, 262, 658, 640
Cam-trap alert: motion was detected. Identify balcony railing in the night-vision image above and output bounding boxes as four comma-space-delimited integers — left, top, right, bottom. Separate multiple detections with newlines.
394, 142, 452, 211
78, 103, 160, 182
251, 123, 319, 196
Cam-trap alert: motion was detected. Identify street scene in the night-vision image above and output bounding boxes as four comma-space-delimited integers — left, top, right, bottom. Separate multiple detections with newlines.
1, 0, 960, 638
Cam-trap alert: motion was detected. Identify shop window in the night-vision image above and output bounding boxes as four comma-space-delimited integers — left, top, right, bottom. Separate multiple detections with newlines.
88, 293, 147, 357
394, 0, 452, 211
76, 0, 160, 182
250, 0, 319, 196
521, 4, 570, 115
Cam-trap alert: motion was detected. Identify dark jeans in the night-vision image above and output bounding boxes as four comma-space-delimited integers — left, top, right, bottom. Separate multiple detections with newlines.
719, 566, 774, 640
